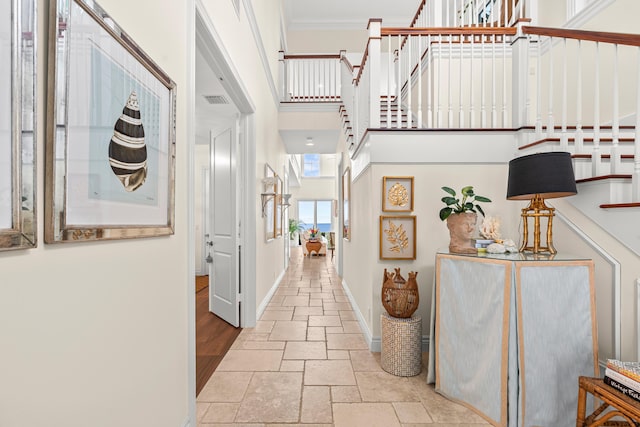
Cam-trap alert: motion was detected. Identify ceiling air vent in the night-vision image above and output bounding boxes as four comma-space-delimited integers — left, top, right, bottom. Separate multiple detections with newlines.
203, 95, 229, 105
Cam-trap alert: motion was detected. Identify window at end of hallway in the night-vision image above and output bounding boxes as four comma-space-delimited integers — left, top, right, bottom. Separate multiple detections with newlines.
303, 154, 320, 177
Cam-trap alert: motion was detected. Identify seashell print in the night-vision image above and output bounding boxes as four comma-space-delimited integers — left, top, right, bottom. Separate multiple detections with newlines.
108, 91, 147, 192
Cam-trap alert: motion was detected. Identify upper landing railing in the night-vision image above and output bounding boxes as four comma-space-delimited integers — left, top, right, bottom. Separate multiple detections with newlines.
279, 53, 342, 103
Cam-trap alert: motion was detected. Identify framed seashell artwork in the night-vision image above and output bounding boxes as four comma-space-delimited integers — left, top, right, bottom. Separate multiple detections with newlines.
382, 176, 414, 212
0, 0, 37, 250
380, 215, 416, 260
44, 0, 177, 243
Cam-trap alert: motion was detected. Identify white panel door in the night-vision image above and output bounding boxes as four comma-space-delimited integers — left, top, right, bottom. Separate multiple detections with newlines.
208, 127, 239, 326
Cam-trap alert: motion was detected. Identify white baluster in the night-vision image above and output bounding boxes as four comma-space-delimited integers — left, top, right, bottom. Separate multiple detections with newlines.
502, 32, 508, 126
489, 0, 494, 27
437, 36, 443, 127
633, 47, 640, 201
418, 34, 423, 128
481, 33, 486, 127
575, 40, 583, 153
611, 44, 620, 174
427, 33, 433, 128
446, 0, 449, 27
297, 60, 302, 101
397, 35, 402, 129
593, 42, 601, 177
459, 34, 464, 128
470, 33, 475, 127
308, 59, 311, 101
407, 35, 412, 128
561, 38, 568, 151
535, 35, 542, 137
547, 36, 554, 137
448, 34, 453, 127
512, 0, 516, 24
491, 33, 497, 127
387, 36, 391, 129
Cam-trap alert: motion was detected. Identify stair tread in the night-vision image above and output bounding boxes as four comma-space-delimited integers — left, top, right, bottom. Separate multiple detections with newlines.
576, 174, 632, 183
573, 154, 635, 159
600, 202, 640, 209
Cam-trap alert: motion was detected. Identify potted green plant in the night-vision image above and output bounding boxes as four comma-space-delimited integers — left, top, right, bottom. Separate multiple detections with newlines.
439, 186, 491, 254
288, 218, 304, 241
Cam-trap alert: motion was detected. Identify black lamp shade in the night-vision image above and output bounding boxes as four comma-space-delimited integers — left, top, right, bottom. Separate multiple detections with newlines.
506, 152, 577, 200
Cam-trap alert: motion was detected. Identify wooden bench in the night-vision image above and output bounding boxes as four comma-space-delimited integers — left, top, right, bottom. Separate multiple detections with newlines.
577, 376, 640, 426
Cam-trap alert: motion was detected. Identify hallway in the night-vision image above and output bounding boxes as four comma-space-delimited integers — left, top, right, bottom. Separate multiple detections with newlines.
196, 247, 489, 426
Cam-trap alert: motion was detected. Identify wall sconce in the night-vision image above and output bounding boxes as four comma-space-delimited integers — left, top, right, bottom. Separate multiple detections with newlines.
260, 177, 276, 217
281, 193, 292, 210
507, 152, 577, 254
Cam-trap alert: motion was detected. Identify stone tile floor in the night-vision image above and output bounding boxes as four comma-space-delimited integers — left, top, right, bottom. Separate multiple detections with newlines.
197, 247, 490, 426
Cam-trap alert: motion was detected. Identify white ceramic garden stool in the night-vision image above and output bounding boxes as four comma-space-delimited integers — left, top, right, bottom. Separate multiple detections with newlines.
381, 313, 422, 377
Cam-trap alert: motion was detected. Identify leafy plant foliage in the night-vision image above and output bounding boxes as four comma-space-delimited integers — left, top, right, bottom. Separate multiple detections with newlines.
439, 186, 491, 221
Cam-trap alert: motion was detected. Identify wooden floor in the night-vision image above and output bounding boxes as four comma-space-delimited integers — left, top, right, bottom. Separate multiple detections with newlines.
196, 277, 241, 396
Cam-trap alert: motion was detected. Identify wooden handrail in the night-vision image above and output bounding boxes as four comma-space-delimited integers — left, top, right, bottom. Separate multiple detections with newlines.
382, 27, 517, 36
354, 38, 372, 85
408, 0, 426, 28
341, 55, 355, 73
283, 54, 341, 60
523, 26, 640, 47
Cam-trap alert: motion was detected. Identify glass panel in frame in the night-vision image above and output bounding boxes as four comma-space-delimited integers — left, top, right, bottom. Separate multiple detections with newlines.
0, 0, 37, 250
264, 163, 275, 241
45, 0, 176, 243
275, 175, 283, 238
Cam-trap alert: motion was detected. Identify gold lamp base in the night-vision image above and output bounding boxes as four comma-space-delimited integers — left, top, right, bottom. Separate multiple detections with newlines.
519, 194, 557, 254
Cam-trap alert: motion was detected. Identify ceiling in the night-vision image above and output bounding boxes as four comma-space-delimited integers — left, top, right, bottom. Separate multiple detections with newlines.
279, 129, 341, 154
283, 0, 420, 30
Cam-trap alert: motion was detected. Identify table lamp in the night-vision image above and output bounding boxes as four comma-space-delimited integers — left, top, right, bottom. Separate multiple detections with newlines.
506, 152, 577, 254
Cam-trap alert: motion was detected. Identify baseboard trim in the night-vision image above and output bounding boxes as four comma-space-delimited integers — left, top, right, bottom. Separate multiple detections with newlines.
181, 418, 191, 427
341, 278, 374, 350
256, 270, 286, 320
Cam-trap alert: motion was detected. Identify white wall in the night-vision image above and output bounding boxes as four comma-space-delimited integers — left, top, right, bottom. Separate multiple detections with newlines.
287, 29, 368, 53
342, 162, 519, 345
0, 0, 191, 426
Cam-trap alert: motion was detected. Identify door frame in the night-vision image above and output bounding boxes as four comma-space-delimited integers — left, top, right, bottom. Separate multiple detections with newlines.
190, 3, 257, 424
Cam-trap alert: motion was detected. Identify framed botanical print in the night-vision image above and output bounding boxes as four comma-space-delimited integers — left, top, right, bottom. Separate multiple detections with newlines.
45, 0, 177, 243
380, 215, 416, 260
382, 176, 414, 212
342, 167, 351, 241
0, 0, 37, 250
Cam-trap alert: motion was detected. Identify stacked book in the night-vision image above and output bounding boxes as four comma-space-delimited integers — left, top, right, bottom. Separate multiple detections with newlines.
604, 359, 640, 402
474, 239, 494, 251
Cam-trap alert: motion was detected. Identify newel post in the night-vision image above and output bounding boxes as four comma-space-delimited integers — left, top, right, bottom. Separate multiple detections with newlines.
368, 19, 382, 129
278, 50, 287, 102
511, 21, 530, 128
